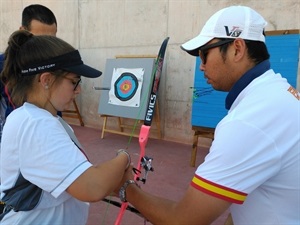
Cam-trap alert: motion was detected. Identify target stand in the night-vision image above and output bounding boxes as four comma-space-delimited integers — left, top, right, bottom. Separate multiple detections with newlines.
62, 99, 84, 126
99, 55, 162, 139
100, 101, 161, 139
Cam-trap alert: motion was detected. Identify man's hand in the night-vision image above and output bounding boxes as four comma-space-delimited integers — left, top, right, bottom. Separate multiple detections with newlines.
113, 165, 135, 195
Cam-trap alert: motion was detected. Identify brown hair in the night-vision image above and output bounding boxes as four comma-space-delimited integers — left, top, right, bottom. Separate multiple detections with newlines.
0, 30, 75, 106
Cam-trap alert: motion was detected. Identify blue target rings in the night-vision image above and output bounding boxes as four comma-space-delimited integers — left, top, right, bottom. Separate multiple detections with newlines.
114, 72, 138, 101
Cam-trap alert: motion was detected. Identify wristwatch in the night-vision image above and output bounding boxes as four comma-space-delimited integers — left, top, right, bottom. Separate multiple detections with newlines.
119, 180, 137, 202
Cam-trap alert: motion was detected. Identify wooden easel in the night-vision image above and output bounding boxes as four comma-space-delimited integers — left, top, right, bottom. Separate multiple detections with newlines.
101, 103, 161, 139
100, 55, 162, 139
62, 99, 84, 126
190, 126, 215, 167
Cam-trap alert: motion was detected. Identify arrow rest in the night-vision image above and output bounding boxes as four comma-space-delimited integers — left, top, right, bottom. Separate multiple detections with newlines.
136, 156, 154, 184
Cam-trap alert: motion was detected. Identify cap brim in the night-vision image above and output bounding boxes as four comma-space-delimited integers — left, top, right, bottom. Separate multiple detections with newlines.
64, 64, 102, 78
181, 35, 213, 56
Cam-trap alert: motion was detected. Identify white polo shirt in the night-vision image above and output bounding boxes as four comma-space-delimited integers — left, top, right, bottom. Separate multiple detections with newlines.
192, 70, 300, 224
0, 103, 92, 224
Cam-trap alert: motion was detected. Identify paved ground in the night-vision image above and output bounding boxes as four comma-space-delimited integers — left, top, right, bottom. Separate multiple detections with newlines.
71, 125, 229, 225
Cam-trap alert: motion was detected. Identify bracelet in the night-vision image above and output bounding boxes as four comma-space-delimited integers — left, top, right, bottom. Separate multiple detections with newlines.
119, 180, 138, 202
116, 149, 131, 170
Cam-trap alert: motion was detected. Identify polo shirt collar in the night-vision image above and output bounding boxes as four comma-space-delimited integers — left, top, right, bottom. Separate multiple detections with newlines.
225, 60, 271, 110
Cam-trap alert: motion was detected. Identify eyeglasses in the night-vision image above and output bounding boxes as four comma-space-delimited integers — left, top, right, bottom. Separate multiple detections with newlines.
63, 76, 82, 91
199, 39, 234, 64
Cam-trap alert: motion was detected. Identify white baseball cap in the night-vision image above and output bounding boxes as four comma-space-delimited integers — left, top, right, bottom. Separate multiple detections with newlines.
181, 6, 268, 56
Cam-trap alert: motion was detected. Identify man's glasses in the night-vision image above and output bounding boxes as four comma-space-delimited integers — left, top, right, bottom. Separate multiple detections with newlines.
63, 76, 82, 91
199, 39, 234, 64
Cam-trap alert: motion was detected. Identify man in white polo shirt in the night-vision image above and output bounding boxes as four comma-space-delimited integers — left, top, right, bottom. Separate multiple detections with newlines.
116, 5, 300, 225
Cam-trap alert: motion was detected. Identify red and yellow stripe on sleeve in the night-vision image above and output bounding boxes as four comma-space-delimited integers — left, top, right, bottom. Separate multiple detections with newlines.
191, 174, 247, 204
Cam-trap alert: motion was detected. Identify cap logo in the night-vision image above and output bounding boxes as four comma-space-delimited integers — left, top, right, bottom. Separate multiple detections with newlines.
21, 50, 82, 76
224, 26, 242, 37
21, 63, 56, 74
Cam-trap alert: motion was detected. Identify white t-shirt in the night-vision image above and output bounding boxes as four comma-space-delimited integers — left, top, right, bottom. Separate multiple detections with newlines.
192, 70, 300, 224
0, 102, 92, 224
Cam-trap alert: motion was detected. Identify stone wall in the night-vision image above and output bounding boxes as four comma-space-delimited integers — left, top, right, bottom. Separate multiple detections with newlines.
0, 0, 299, 146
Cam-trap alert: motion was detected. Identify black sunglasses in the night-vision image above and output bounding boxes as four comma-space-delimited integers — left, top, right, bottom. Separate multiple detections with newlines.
63, 76, 82, 91
199, 39, 234, 64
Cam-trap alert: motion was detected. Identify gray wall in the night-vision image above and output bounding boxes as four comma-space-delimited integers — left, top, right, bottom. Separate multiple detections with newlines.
0, 0, 299, 146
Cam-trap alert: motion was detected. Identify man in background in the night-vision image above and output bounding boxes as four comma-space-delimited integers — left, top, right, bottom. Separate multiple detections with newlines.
0, 4, 57, 213
19, 4, 57, 35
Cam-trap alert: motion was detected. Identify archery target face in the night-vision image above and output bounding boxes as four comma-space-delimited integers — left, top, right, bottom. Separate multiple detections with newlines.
109, 68, 144, 107
114, 72, 138, 101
